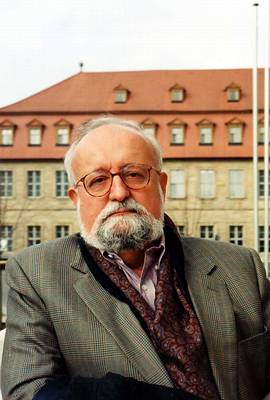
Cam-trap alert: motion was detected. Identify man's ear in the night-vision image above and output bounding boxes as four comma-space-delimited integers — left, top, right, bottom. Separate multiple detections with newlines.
159, 172, 167, 197
68, 187, 78, 206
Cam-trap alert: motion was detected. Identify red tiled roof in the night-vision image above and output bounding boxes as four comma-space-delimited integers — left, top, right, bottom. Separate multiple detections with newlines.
0, 69, 263, 114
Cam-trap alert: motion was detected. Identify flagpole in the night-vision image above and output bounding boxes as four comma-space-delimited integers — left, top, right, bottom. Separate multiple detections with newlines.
253, 3, 259, 252
264, 0, 270, 275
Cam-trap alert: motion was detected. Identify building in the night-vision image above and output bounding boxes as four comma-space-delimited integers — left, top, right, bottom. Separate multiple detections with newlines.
0, 69, 267, 263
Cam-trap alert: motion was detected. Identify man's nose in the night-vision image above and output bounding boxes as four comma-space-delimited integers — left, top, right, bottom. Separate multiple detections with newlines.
108, 175, 130, 202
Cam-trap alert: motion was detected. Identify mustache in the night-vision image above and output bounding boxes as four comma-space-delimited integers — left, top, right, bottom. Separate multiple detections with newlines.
99, 200, 145, 223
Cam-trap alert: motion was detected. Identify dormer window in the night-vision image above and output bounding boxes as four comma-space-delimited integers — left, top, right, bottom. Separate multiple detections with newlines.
0, 120, 15, 146
197, 119, 214, 145
141, 119, 158, 138
114, 85, 129, 103
226, 118, 244, 144
258, 119, 264, 144
27, 119, 44, 146
168, 119, 186, 145
54, 119, 72, 145
224, 83, 241, 102
169, 84, 185, 103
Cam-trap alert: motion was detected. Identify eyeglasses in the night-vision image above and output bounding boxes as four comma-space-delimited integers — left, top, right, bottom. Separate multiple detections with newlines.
75, 163, 161, 197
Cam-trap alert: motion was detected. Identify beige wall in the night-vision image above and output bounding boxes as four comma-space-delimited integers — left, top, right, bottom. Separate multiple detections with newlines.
0, 158, 265, 255
164, 159, 262, 249
0, 161, 78, 252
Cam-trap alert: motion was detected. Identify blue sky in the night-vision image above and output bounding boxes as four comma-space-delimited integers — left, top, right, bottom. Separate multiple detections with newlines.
0, 0, 267, 107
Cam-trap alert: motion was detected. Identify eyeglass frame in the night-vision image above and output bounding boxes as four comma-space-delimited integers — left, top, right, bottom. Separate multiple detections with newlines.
74, 163, 161, 197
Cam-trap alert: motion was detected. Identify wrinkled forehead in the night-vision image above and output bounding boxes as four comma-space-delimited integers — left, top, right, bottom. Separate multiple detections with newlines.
72, 125, 158, 175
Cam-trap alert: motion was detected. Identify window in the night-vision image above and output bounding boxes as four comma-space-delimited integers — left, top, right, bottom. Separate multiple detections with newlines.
169, 84, 185, 103
56, 171, 68, 197
197, 120, 214, 144
229, 225, 243, 245
199, 170, 215, 198
228, 124, 242, 144
0, 171, 12, 197
200, 225, 214, 239
56, 127, 70, 145
27, 226, 41, 246
114, 85, 129, 103
258, 170, 270, 197
27, 171, 41, 198
224, 83, 241, 102
171, 88, 184, 102
115, 90, 127, 103
227, 88, 240, 102
229, 170, 244, 198
258, 123, 270, 144
171, 126, 184, 144
177, 225, 185, 236
0, 226, 13, 252
258, 124, 264, 144
29, 127, 42, 145
199, 126, 213, 144
55, 225, 69, 238
0, 128, 13, 145
170, 169, 185, 198
143, 126, 156, 137
258, 226, 270, 252
141, 120, 157, 138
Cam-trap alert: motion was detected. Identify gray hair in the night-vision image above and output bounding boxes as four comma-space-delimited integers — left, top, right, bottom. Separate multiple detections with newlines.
64, 116, 163, 185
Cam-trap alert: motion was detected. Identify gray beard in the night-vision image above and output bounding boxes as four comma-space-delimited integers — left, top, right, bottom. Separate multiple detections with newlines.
79, 199, 164, 253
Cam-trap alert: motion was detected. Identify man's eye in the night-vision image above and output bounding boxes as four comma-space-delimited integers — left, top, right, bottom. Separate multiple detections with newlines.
89, 176, 109, 187
124, 170, 146, 180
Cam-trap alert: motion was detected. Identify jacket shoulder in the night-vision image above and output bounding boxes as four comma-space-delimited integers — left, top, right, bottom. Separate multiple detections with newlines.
6, 234, 81, 275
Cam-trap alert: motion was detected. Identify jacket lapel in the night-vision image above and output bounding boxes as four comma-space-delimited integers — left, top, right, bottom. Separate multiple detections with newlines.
71, 251, 173, 387
183, 238, 238, 400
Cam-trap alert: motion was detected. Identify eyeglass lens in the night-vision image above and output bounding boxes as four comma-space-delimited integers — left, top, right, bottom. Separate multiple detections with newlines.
83, 164, 150, 196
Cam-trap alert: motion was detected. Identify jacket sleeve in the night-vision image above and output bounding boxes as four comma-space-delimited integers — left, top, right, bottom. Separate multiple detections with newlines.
33, 373, 202, 400
249, 248, 270, 397
1, 256, 68, 400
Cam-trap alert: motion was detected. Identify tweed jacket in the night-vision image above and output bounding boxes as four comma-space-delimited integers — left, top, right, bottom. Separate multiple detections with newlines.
2, 234, 270, 400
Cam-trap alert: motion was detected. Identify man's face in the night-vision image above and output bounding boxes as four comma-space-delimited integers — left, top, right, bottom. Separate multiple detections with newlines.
68, 125, 167, 248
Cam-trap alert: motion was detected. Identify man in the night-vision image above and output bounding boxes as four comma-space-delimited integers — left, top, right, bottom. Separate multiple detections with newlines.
2, 117, 270, 400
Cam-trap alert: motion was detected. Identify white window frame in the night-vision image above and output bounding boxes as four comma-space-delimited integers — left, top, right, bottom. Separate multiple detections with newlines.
0, 171, 13, 198
200, 225, 214, 239
1, 128, 13, 145
0, 226, 13, 251
258, 226, 270, 253
258, 170, 270, 197
142, 126, 156, 138
229, 225, 243, 245
56, 171, 69, 198
199, 125, 213, 144
170, 169, 186, 198
27, 225, 41, 246
229, 170, 245, 198
171, 126, 184, 144
29, 127, 42, 145
229, 124, 242, 144
27, 171, 41, 198
55, 225, 70, 238
115, 90, 127, 103
171, 89, 184, 102
199, 170, 215, 198
56, 127, 70, 145
227, 88, 240, 102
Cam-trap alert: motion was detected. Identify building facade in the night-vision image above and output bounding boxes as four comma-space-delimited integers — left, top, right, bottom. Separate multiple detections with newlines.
0, 69, 267, 262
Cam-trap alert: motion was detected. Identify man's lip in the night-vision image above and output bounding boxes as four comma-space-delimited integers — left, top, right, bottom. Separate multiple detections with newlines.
108, 209, 136, 217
